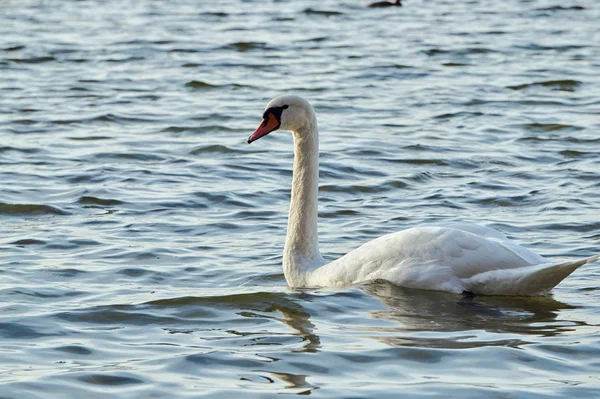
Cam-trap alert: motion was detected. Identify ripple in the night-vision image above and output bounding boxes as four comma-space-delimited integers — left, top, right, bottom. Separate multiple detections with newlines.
433, 111, 484, 120
186, 352, 266, 368
0, 322, 56, 339
384, 158, 450, 166
77, 374, 144, 386
302, 8, 344, 16
320, 184, 387, 194
77, 196, 125, 206
199, 11, 229, 18
536, 6, 585, 11
559, 150, 595, 158
0, 203, 68, 216
7, 56, 56, 64
185, 80, 244, 90
11, 238, 46, 245
88, 152, 167, 162
51, 113, 152, 125
222, 42, 272, 52
54, 345, 93, 355
521, 123, 584, 133
189, 145, 246, 155
0, 146, 40, 154
2, 45, 25, 51
468, 195, 542, 208
507, 79, 582, 92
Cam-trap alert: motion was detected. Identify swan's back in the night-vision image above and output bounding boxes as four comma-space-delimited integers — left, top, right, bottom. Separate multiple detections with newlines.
304, 224, 589, 295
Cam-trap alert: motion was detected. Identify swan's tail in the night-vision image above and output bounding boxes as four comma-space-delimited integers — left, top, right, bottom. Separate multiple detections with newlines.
464, 254, 599, 296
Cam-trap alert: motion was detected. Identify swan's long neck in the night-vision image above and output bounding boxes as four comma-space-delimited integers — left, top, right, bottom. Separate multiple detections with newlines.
283, 116, 324, 286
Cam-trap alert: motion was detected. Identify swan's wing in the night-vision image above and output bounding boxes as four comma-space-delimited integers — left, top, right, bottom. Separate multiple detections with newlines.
309, 226, 546, 293
424, 221, 510, 241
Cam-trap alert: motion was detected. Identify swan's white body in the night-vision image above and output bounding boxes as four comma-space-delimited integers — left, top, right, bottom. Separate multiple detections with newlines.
248, 95, 598, 295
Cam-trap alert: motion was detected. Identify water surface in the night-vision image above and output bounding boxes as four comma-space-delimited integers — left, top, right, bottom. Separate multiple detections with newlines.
1, 0, 600, 397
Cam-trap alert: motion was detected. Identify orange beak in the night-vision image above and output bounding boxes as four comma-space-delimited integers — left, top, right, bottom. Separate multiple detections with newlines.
247, 114, 280, 144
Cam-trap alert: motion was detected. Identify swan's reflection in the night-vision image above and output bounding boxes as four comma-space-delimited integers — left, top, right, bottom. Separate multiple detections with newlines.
221, 285, 584, 392
266, 298, 321, 354
361, 281, 581, 348
265, 281, 581, 353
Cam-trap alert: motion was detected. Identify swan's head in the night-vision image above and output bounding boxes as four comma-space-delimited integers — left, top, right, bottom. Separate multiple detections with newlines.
248, 95, 315, 144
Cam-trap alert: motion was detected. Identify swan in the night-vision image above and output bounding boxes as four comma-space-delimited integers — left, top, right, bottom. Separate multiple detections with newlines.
247, 94, 599, 295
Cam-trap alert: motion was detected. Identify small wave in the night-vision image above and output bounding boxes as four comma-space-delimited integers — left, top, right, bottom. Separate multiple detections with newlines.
50, 268, 87, 278
69, 136, 112, 141
199, 11, 228, 18
77, 374, 144, 386
193, 192, 250, 207
189, 145, 245, 155
182, 62, 201, 68
303, 8, 344, 16
162, 125, 241, 134
185, 352, 265, 368
468, 195, 540, 207
423, 47, 497, 56
299, 36, 329, 43
77, 196, 124, 206
223, 42, 271, 52
117, 268, 149, 277
2, 45, 25, 52
113, 39, 175, 46
0, 146, 40, 153
384, 158, 450, 166
0, 322, 56, 339
536, 6, 585, 11
442, 62, 472, 67
408, 171, 436, 182
0, 203, 68, 216
13, 119, 37, 125
185, 80, 221, 89
519, 136, 600, 143
320, 184, 388, 194
146, 292, 285, 308
559, 150, 595, 158
372, 64, 412, 70
507, 80, 582, 92
515, 44, 586, 52
433, 111, 484, 119
319, 209, 361, 219
185, 80, 246, 90
89, 152, 167, 162
51, 114, 152, 125
522, 123, 583, 133
55, 345, 92, 355
7, 56, 55, 64
536, 221, 600, 233
105, 56, 145, 63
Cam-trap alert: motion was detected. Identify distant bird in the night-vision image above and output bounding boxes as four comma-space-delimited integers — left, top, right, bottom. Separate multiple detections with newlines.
368, 0, 402, 8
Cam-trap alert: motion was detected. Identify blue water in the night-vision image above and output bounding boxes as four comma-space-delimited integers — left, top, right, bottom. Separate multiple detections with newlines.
1, 0, 599, 397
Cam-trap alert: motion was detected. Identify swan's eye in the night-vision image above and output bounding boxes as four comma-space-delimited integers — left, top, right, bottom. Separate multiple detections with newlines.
282, 105, 289, 109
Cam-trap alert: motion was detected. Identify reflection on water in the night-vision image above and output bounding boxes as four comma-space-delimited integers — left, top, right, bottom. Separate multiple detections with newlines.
267, 301, 321, 353
362, 282, 580, 348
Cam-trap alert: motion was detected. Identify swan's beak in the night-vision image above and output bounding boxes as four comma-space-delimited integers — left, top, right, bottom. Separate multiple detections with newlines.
247, 114, 280, 144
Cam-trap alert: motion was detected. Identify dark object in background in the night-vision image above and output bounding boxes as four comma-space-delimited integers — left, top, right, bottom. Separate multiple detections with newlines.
368, 0, 402, 8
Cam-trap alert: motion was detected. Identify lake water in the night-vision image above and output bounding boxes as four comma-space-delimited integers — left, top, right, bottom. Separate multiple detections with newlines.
1, 0, 600, 397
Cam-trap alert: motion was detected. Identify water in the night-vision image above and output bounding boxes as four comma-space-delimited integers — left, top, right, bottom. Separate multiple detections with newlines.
1, 0, 600, 397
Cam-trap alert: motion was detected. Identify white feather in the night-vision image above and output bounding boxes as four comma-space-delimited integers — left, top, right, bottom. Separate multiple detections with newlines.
250, 95, 599, 295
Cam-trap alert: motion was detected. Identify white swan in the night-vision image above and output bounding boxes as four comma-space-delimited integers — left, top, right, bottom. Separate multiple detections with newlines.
247, 94, 598, 295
